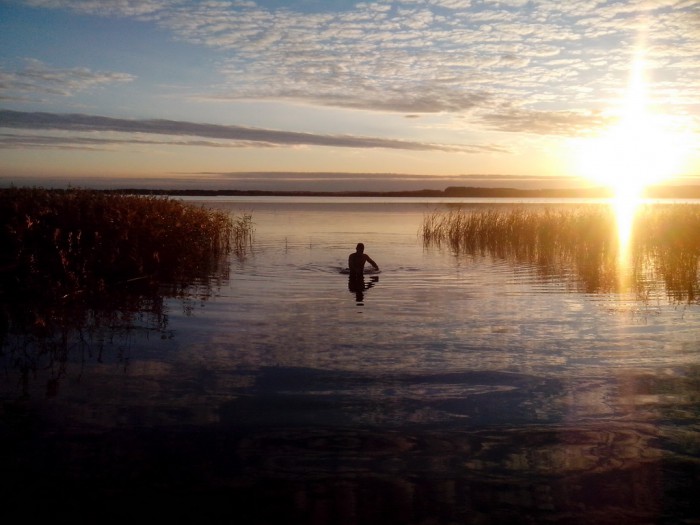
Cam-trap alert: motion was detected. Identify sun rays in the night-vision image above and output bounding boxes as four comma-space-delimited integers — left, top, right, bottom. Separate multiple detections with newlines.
575, 53, 687, 195
570, 49, 693, 283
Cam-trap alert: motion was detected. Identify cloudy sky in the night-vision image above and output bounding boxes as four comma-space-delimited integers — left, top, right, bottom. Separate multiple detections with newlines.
1, 0, 699, 191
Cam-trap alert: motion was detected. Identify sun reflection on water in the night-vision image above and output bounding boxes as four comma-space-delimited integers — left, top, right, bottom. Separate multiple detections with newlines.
612, 188, 642, 292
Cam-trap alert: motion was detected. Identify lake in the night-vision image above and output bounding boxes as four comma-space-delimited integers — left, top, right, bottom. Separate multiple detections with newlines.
2, 196, 699, 524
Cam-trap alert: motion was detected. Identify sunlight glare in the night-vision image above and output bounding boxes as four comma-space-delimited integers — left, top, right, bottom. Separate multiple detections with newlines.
574, 55, 688, 197
570, 51, 692, 278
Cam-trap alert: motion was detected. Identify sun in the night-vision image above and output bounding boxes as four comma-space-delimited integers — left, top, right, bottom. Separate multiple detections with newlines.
570, 52, 692, 252
575, 55, 687, 199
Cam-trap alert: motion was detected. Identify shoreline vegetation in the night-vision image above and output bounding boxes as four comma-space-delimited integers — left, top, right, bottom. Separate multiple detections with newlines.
0, 187, 253, 299
0, 187, 253, 374
422, 205, 700, 301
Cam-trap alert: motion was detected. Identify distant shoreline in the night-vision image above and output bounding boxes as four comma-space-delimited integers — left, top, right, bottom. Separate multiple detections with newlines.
98, 185, 700, 199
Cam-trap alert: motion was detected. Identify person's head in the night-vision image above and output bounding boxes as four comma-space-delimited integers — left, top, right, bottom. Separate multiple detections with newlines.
356, 243, 364, 253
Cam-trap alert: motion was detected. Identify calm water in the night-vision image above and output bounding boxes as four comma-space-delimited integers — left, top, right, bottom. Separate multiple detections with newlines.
2, 197, 699, 524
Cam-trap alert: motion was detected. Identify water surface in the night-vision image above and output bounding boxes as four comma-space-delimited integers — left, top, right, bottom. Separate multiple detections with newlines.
2, 197, 699, 524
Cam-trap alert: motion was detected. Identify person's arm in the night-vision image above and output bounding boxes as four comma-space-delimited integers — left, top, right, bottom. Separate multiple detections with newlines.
365, 254, 379, 270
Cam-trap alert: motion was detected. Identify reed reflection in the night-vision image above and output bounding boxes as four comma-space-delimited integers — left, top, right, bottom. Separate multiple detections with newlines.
422, 204, 700, 303
0, 266, 230, 399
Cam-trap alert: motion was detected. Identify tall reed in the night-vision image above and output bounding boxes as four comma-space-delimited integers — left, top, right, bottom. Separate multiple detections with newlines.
0, 187, 253, 298
422, 204, 700, 300
634, 204, 700, 302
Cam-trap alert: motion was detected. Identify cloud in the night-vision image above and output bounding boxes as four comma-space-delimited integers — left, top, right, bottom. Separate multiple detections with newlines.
13, 0, 700, 119
173, 1, 700, 117
23, 0, 174, 17
478, 108, 613, 135
0, 59, 135, 100
0, 110, 500, 152
0, 132, 277, 150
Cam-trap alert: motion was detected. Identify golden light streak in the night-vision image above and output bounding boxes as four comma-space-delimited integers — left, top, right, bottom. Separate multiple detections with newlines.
570, 50, 693, 288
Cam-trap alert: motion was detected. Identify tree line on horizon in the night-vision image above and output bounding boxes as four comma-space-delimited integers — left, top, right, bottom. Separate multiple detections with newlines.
96, 184, 700, 199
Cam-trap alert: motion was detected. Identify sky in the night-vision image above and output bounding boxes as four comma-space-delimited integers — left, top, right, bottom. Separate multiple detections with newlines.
1, 0, 699, 191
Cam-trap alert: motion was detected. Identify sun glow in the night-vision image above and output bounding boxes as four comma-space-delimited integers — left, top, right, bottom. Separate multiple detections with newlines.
576, 56, 688, 196
571, 52, 692, 266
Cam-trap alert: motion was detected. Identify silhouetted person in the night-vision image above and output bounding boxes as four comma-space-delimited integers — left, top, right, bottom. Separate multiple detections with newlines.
348, 243, 379, 278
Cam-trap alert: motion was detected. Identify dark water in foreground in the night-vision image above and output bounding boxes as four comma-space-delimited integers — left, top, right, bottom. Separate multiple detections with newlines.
2, 198, 699, 524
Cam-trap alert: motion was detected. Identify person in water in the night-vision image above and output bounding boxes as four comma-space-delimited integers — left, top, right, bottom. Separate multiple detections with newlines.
348, 243, 379, 277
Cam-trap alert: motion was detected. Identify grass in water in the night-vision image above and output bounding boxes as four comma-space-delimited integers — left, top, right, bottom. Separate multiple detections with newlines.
0, 188, 254, 379
0, 187, 252, 298
422, 204, 700, 301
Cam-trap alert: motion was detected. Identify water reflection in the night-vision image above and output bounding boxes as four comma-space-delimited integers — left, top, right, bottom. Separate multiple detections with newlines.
612, 195, 640, 295
348, 275, 379, 305
3, 199, 700, 523
0, 254, 230, 398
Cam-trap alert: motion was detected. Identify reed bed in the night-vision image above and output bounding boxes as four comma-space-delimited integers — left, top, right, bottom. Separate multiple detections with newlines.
422, 206, 617, 263
1, 187, 255, 364
0, 187, 253, 299
422, 204, 700, 300
634, 205, 700, 302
